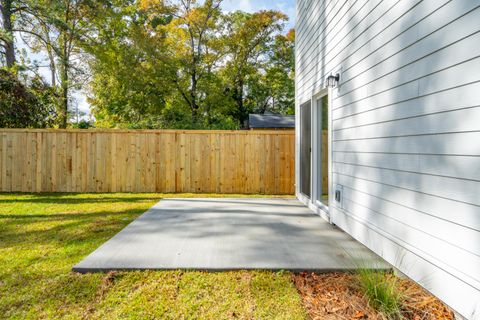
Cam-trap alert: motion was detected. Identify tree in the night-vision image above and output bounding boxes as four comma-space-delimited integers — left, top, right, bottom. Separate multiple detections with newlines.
87, 0, 175, 128
221, 10, 287, 127
0, 0, 33, 68
13, 0, 91, 128
87, 1, 294, 129
0, 69, 57, 127
260, 29, 295, 115
159, 0, 224, 123
89, 0, 237, 129
0, 0, 16, 67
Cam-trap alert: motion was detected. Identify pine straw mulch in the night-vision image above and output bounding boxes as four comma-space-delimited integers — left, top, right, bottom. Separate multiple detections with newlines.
292, 272, 454, 320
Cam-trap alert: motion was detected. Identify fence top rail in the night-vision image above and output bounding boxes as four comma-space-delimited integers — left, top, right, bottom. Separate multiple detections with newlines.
0, 128, 295, 135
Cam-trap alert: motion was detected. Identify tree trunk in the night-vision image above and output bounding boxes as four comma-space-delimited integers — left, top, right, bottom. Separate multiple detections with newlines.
59, 35, 69, 128
49, 55, 56, 87
60, 69, 68, 128
43, 25, 57, 86
1, 0, 15, 68
190, 70, 199, 123
235, 79, 247, 128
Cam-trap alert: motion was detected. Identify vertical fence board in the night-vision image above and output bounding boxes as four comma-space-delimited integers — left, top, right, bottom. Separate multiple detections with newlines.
23, 133, 31, 192
13, 133, 22, 191
165, 133, 176, 193
0, 129, 295, 194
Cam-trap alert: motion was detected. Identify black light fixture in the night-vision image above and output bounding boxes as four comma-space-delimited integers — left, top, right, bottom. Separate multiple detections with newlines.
326, 73, 340, 88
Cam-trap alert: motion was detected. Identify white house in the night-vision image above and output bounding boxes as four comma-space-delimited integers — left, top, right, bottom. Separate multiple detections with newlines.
295, 0, 480, 319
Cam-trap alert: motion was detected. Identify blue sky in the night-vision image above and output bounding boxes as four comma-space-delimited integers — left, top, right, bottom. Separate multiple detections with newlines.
223, 0, 296, 29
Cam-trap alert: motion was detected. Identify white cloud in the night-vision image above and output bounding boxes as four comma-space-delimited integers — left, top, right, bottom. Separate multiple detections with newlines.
223, 0, 257, 13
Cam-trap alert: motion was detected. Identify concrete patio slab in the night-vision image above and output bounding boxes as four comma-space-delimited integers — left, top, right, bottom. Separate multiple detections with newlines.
73, 198, 387, 272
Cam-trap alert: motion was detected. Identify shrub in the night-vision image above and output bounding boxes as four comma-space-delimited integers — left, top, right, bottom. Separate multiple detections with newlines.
0, 69, 58, 128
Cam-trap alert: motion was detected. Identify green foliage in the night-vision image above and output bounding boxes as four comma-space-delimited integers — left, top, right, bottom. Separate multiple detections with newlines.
245, 30, 295, 116
265, 30, 296, 115
88, 2, 294, 129
86, 1, 172, 128
220, 10, 290, 126
0, 69, 58, 128
1, 1, 295, 129
357, 269, 403, 319
16, 0, 93, 128
70, 119, 93, 129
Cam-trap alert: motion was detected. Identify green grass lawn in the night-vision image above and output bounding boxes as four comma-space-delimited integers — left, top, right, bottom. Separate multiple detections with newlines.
0, 193, 305, 320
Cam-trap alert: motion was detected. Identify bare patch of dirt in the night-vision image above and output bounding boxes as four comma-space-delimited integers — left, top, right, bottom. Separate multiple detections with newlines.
82, 271, 118, 317
292, 272, 454, 320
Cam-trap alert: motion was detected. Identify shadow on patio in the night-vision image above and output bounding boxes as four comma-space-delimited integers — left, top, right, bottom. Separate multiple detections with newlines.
73, 198, 388, 273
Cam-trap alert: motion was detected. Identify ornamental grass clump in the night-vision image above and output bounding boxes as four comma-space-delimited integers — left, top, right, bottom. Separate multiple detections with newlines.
357, 269, 403, 320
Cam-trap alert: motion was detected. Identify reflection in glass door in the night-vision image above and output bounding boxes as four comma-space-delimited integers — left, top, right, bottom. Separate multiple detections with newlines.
315, 95, 329, 207
300, 101, 311, 198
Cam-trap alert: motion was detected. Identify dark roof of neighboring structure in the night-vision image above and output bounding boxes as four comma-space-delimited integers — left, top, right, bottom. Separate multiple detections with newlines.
248, 114, 295, 128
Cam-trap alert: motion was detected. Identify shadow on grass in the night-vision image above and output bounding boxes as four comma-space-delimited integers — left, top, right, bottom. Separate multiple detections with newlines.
0, 196, 162, 204
0, 211, 145, 220
0, 209, 146, 250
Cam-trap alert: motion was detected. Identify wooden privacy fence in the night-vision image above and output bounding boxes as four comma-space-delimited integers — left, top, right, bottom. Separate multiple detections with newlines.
0, 129, 295, 194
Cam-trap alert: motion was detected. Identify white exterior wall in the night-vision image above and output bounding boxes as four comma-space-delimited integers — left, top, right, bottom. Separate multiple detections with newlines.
295, 0, 480, 319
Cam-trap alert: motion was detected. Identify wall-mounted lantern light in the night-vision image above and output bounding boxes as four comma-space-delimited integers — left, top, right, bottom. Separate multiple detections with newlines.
326, 73, 340, 88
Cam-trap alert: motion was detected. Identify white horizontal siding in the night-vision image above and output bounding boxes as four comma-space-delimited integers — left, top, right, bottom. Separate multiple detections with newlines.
334, 1, 480, 101
333, 131, 480, 155
296, 0, 480, 318
334, 152, 480, 182
329, 0, 451, 87
337, 194, 480, 286
333, 106, 480, 141
333, 207, 480, 320
333, 56, 480, 120
334, 162, 480, 206
298, 0, 419, 93
334, 172, 480, 230
340, 184, 480, 261
334, 81, 480, 129
335, 27, 480, 108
